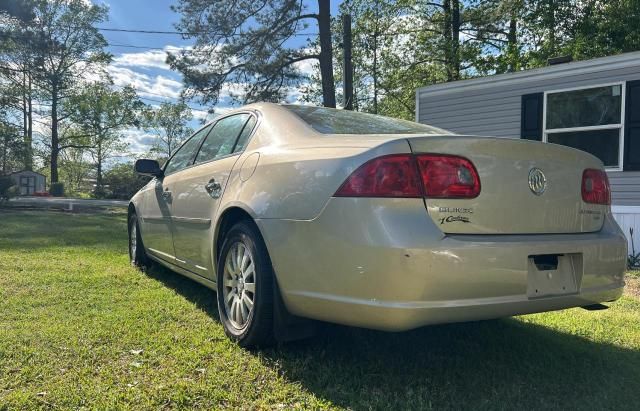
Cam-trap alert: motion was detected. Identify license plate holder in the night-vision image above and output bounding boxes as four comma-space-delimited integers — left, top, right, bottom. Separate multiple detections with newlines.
527, 253, 582, 298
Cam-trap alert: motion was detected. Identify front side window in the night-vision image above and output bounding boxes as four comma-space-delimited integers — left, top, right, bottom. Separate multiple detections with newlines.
164, 125, 212, 175
195, 114, 251, 164
545, 84, 623, 168
284, 105, 450, 135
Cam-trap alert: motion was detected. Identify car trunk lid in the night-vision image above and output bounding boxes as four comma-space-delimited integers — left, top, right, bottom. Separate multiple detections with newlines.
407, 135, 607, 234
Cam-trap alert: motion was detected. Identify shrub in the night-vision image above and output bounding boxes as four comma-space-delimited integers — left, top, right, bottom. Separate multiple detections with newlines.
93, 185, 107, 199
49, 182, 65, 197
103, 163, 151, 200
0, 176, 15, 201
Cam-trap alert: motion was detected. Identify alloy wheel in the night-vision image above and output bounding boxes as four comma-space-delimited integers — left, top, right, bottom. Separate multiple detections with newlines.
222, 241, 256, 329
130, 221, 137, 259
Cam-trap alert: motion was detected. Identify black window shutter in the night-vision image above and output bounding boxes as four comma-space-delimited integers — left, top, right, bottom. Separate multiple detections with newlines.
521, 93, 544, 141
624, 80, 640, 171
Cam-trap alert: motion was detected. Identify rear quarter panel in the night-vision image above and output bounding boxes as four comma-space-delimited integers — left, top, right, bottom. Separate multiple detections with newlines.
219, 138, 413, 220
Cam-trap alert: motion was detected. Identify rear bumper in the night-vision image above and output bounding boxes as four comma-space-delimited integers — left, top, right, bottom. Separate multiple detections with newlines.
257, 198, 627, 331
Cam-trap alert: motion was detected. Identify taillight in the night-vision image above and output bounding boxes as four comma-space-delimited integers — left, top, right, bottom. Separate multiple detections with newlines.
335, 153, 481, 199
582, 169, 610, 205
415, 154, 480, 198
334, 154, 422, 197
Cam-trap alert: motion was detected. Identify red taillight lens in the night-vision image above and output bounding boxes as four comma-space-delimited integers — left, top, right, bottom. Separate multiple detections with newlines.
582, 169, 610, 205
415, 154, 481, 198
335, 153, 481, 199
334, 154, 422, 197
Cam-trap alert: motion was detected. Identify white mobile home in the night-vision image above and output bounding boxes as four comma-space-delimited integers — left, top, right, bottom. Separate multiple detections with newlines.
415, 51, 640, 249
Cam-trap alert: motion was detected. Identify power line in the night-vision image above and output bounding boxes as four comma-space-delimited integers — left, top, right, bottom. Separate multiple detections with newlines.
108, 43, 166, 50
107, 43, 215, 55
96, 26, 319, 37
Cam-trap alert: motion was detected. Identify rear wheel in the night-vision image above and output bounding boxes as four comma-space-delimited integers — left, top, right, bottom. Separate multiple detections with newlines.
216, 221, 274, 347
129, 213, 149, 269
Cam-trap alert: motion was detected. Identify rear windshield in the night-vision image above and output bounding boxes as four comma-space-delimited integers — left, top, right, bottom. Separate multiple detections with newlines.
284, 105, 450, 135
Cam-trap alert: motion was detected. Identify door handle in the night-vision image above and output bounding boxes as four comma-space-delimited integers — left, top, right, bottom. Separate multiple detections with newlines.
205, 179, 222, 198
162, 190, 172, 202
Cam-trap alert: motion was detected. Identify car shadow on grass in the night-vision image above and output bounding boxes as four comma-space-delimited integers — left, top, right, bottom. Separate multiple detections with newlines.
143, 262, 220, 321
143, 263, 639, 410
267, 319, 640, 410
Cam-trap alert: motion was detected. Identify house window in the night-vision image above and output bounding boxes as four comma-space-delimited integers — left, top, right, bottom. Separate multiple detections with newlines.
544, 83, 624, 170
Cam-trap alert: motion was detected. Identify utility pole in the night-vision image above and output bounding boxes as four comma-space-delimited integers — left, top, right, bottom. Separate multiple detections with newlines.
342, 13, 354, 110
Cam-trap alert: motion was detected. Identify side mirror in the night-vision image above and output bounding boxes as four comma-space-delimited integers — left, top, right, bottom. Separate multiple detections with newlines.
135, 159, 163, 178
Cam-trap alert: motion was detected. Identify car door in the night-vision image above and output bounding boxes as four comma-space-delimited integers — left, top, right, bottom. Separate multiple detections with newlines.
170, 113, 257, 278
140, 125, 211, 263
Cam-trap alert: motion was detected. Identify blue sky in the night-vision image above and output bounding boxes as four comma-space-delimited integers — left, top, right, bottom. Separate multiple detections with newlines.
94, 0, 343, 155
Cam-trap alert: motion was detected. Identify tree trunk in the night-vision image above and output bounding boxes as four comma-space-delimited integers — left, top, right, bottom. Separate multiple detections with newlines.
342, 14, 354, 110
443, 0, 453, 81
372, 0, 379, 114
95, 140, 103, 193
451, 0, 460, 81
317, 0, 336, 108
25, 74, 33, 171
1, 135, 7, 174
22, 70, 28, 168
548, 0, 556, 57
507, 16, 518, 72
50, 91, 59, 184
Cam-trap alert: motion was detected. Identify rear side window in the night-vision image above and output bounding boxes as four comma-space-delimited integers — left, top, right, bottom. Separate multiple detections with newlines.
195, 114, 250, 164
233, 116, 257, 153
164, 125, 212, 175
284, 105, 450, 135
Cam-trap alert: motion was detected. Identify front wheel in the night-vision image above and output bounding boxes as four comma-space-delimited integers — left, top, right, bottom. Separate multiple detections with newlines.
129, 213, 149, 269
216, 221, 274, 347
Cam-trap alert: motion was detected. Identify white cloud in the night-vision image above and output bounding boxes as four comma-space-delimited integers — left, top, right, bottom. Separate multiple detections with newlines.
106, 45, 192, 100
120, 129, 157, 155
111, 46, 177, 71
107, 65, 182, 99
192, 109, 210, 121
293, 55, 318, 79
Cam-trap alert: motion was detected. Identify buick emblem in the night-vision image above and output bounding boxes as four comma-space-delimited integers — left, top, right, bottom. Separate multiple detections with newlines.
528, 168, 547, 195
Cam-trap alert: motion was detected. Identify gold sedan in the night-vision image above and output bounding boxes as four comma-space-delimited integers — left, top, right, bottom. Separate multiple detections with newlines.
129, 103, 627, 347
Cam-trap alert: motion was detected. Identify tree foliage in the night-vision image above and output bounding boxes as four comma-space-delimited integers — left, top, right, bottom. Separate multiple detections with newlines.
28, 0, 111, 183
103, 162, 150, 200
0, 116, 22, 174
314, 0, 640, 120
65, 83, 143, 193
143, 102, 194, 160
167, 0, 336, 109
0, 0, 39, 171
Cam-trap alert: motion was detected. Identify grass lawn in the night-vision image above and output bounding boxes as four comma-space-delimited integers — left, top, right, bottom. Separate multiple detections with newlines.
1, 210, 639, 410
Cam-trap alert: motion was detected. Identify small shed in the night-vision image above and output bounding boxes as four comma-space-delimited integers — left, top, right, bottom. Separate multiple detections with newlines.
9, 170, 47, 195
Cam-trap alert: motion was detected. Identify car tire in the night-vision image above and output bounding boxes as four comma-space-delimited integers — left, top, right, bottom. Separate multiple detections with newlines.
216, 220, 274, 348
129, 213, 150, 269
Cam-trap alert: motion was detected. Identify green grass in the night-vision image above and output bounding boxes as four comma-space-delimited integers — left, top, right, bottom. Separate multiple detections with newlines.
1, 210, 639, 410
627, 270, 640, 279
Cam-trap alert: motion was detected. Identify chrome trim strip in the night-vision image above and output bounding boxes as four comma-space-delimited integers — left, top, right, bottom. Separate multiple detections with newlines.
142, 216, 169, 224
148, 248, 176, 261
146, 253, 217, 290
171, 216, 212, 227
